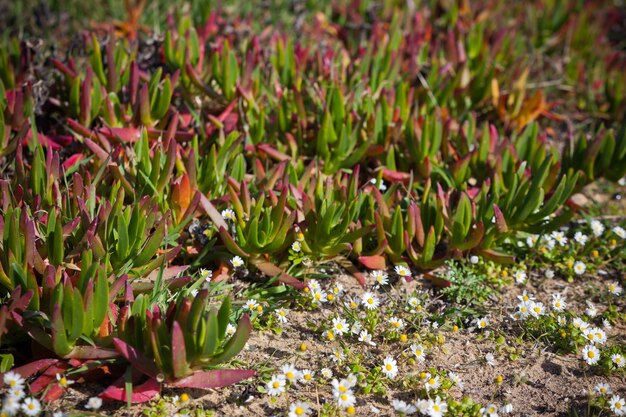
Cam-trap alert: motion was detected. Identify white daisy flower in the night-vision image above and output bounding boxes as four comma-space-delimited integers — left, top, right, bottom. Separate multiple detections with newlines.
289, 401, 311, 417
595, 382, 612, 395
609, 395, 626, 415
308, 280, 321, 291
311, 289, 328, 304
331, 377, 355, 396
371, 270, 389, 286
392, 399, 417, 415
585, 301, 597, 317
608, 281, 623, 295
3, 371, 25, 389
358, 330, 376, 346
514, 270, 527, 284
335, 391, 356, 408
470, 255, 480, 264
199, 268, 212, 283
291, 241, 302, 252
475, 317, 489, 329
448, 371, 463, 389
231, 255, 244, 268
517, 290, 535, 303
56, 373, 75, 388
611, 354, 625, 368
501, 404, 513, 414
244, 299, 259, 311
545, 268, 555, 279
221, 208, 235, 221
410, 344, 426, 362
551, 294, 566, 312
22, 398, 42, 416
590, 220, 605, 236
300, 369, 315, 384
480, 403, 499, 417
331, 348, 346, 362
3, 395, 20, 415
529, 301, 546, 318
85, 397, 102, 410
331, 283, 344, 296
332, 317, 349, 335
485, 353, 496, 366
613, 226, 626, 239
394, 265, 411, 278
582, 344, 600, 365
572, 317, 589, 331
266, 374, 286, 396
574, 231, 588, 245
388, 316, 405, 331
424, 375, 441, 391
551, 231, 568, 246
573, 261, 586, 275
320, 368, 333, 379
226, 323, 236, 336
382, 356, 398, 379
361, 292, 380, 310
426, 396, 448, 417
280, 364, 302, 383
526, 235, 539, 247
275, 308, 289, 324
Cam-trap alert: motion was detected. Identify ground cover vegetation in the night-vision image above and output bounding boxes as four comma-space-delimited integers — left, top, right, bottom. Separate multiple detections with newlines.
0, 0, 625, 416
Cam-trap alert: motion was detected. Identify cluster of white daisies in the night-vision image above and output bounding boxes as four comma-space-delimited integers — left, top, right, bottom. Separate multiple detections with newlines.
508, 283, 625, 370
1, 372, 102, 417
594, 383, 626, 416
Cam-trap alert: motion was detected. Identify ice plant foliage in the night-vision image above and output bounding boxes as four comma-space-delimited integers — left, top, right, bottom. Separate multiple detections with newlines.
0, 0, 625, 415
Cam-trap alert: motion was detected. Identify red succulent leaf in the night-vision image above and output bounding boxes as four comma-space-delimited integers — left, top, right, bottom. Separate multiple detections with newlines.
101, 376, 160, 403
170, 369, 256, 389
112, 338, 159, 378
358, 255, 387, 270
30, 363, 69, 394
2, 359, 59, 383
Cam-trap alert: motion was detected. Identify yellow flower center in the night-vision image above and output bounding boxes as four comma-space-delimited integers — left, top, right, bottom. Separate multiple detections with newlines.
339, 386, 346, 393
60, 377, 67, 386
304, 374, 311, 380
295, 407, 304, 415
433, 405, 440, 411
416, 350, 422, 356
367, 298, 374, 304
286, 372, 294, 379
428, 378, 435, 385
327, 294, 334, 301
346, 406, 355, 414
588, 351, 595, 358
341, 394, 348, 401
28, 405, 35, 410
385, 364, 393, 371
523, 296, 529, 301
272, 381, 280, 388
